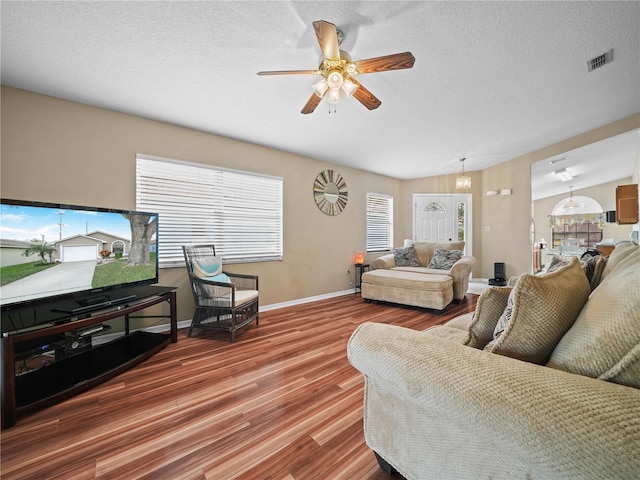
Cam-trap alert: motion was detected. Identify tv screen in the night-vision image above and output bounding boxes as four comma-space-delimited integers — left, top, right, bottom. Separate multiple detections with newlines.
0, 199, 159, 313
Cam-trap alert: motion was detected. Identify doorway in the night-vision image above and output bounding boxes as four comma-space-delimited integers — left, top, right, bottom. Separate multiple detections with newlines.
413, 194, 473, 256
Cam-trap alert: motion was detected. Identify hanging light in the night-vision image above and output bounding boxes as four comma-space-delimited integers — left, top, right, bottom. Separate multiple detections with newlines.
456, 157, 471, 190
563, 185, 579, 208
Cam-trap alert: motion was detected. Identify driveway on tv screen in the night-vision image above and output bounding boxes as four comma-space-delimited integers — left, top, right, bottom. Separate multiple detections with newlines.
0, 260, 96, 305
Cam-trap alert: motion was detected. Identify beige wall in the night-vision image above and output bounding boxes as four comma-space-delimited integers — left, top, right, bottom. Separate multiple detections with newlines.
2, 86, 639, 322
1, 86, 402, 321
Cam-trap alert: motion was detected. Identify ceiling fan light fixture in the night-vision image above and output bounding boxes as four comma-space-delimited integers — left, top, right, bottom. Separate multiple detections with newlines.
456, 157, 471, 190
312, 79, 329, 97
327, 87, 342, 104
342, 78, 357, 97
326, 71, 344, 89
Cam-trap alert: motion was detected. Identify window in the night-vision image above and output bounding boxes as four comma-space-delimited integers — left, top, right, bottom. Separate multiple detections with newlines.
366, 193, 393, 252
136, 155, 283, 267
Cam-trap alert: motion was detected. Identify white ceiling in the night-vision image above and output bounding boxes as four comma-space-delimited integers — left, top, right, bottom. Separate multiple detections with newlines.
1, 1, 639, 196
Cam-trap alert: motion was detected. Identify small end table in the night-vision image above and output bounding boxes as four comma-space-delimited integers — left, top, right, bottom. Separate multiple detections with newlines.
354, 263, 370, 294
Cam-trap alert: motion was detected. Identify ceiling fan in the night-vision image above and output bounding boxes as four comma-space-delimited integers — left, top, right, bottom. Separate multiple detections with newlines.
257, 20, 415, 114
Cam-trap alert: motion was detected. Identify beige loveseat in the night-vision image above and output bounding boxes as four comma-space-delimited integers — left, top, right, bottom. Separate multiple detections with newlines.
363, 240, 475, 305
348, 241, 640, 479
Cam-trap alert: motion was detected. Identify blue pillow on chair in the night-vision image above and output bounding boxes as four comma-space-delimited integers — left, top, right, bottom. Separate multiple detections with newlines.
202, 273, 231, 284
193, 256, 223, 278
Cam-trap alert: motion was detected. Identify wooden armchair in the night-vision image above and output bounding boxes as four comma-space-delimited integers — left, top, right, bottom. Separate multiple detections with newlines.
182, 244, 259, 342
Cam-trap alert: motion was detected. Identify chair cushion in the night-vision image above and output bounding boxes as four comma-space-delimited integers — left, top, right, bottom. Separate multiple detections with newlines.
547, 246, 640, 388
427, 246, 463, 270
229, 289, 259, 307
483, 258, 590, 364
193, 256, 223, 278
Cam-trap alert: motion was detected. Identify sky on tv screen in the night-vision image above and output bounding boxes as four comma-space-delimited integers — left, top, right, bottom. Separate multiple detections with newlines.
1, 204, 132, 242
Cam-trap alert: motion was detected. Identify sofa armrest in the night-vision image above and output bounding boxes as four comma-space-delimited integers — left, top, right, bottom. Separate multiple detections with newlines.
372, 253, 395, 270
449, 255, 475, 300
348, 322, 640, 479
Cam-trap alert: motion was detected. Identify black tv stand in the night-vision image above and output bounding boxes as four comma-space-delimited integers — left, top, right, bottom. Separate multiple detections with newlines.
52, 294, 137, 315
1, 286, 177, 429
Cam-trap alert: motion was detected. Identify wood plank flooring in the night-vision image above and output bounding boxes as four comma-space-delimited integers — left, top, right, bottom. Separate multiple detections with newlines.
1, 294, 477, 480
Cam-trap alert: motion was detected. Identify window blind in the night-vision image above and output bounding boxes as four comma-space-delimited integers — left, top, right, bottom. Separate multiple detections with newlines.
366, 193, 393, 252
136, 155, 283, 267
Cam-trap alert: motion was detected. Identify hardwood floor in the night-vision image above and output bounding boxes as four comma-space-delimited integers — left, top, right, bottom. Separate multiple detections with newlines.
1, 294, 477, 480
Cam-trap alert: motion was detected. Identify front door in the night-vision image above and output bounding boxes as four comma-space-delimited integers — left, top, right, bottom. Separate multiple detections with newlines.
413, 194, 472, 255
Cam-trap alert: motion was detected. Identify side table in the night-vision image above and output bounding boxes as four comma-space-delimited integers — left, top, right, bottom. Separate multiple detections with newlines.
354, 263, 370, 294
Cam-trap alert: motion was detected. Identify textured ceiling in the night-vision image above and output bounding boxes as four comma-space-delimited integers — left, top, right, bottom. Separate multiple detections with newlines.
1, 1, 639, 198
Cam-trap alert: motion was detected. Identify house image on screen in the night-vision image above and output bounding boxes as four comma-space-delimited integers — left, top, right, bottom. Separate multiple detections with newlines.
54, 231, 131, 262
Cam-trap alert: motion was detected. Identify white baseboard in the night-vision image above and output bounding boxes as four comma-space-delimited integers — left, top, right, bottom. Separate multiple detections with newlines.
92, 289, 355, 345
259, 289, 354, 312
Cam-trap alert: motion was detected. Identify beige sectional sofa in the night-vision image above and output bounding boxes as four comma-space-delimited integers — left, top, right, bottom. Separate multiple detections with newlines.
361, 240, 475, 309
348, 241, 640, 480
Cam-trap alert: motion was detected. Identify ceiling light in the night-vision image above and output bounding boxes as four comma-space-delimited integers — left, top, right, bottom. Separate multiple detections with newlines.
554, 168, 574, 182
563, 186, 579, 208
548, 156, 567, 165
342, 78, 358, 97
312, 79, 328, 98
326, 71, 344, 89
456, 157, 471, 190
327, 87, 342, 104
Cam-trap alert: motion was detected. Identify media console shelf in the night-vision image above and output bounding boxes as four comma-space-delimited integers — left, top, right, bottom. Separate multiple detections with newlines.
1, 286, 177, 429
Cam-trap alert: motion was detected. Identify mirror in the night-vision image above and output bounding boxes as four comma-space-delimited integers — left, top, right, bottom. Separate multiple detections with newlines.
313, 169, 348, 216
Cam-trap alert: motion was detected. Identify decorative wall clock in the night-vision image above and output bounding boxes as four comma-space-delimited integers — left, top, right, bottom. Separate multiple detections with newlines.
313, 169, 348, 215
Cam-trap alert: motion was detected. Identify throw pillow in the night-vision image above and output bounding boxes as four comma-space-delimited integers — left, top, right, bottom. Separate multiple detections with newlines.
392, 245, 420, 267
588, 255, 607, 292
193, 256, 223, 279
203, 273, 231, 284
463, 286, 512, 349
483, 257, 590, 364
547, 248, 640, 388
545, 255, 569, 273
427, 246, 463, 270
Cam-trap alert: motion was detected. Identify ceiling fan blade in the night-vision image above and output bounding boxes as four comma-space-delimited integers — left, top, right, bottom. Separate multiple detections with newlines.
353, 52, 415, 74
257, 69, 318, 76
313, 20, 340, 60
351, 79, 382, 110
301, 93, 322, 114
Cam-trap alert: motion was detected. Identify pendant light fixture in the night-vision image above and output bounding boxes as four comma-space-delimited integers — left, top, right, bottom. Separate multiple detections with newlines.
563, 185, 579, 208
456, 157, 471, 190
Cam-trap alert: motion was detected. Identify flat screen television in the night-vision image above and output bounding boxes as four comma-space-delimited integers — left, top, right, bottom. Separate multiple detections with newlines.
1, 199, 159, 325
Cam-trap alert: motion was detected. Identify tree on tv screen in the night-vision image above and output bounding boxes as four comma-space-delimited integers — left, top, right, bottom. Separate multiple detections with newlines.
123, 214, 157, 266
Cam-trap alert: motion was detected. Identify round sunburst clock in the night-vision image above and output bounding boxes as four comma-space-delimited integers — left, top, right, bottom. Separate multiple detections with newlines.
313, 169, 348, 216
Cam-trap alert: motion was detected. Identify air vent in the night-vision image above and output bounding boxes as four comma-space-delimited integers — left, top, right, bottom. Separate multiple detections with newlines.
587, 49, 613, 72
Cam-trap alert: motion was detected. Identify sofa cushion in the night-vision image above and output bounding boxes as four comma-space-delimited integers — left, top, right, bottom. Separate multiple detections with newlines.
362, 269, 452, 292
403, 240, 465, 267
600, 241, 637, 280
547, 245, 640, 388
392, 245, 419, 267
484, 258, 590, 364
427, 246, 463, 270
463, 286, 512, 349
